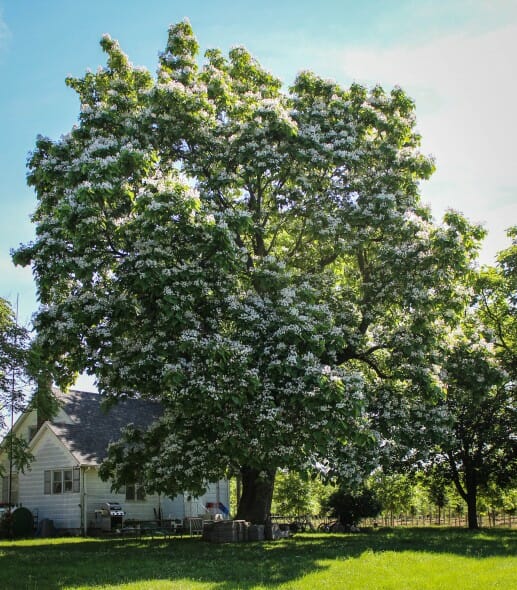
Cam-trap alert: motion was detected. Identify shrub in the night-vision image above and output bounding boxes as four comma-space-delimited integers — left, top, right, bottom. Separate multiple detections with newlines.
323, 487, 382, 527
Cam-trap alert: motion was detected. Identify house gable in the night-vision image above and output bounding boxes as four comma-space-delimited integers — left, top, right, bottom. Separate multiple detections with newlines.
9, 407, 37, 443
4, 389, 77, 452
29, 423, 79, 467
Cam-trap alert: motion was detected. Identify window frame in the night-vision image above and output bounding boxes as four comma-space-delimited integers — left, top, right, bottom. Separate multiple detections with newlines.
44, 468, 80, 495
52, 470, 63, 494
125, 483, 146, 501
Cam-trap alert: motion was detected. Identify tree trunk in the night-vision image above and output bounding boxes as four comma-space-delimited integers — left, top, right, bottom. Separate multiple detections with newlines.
447, 453, 479, 530
464, 465, 479, 530
466, 488, 479, 530
236, 474, 242, 509
235, 466, 275, 525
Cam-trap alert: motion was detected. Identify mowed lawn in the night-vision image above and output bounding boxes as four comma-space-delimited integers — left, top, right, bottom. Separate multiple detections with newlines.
0, 528, 515, 590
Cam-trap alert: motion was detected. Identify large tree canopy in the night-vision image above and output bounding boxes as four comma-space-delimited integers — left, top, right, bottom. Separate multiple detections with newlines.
14, 21, 484, 523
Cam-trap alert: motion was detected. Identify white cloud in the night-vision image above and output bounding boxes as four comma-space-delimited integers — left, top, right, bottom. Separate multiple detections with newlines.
338, 24, 517, 263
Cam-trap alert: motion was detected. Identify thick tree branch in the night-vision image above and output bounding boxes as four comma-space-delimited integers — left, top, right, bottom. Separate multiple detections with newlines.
334, 345, 389, 379
286, 217, 307, 259
447, 451, 467, 501
479, 290, 512, 355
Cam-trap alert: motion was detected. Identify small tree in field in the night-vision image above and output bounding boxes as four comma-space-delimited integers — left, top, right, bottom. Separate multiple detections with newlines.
323, 486, 381, 528
14, 21, 484, 523
272, 471, 314, 516
440, 330, 514, 529
271, 470, 331, 516
423, 465, 449, 524
370, 472, 414, 525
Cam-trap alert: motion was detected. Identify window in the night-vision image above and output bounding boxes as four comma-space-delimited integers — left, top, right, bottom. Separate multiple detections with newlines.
44, 471, 51, 495
65, 468, 80, 492
125, 484, 146, 501
28, 426, 37, 441
44, 468, 80, 494
52, 470, 63, 494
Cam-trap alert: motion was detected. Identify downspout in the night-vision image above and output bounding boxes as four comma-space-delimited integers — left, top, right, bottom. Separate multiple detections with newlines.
81, 467, 88, 536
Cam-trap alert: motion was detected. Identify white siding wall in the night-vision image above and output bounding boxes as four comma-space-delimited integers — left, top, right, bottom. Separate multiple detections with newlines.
1, 410, 38, 504
162, 494, 185, 519
18, 433, 80, 530
1, 474, 19, 504
85, 469, 159, 527
183, 480, 230, 518
84, 474, 230, 530
0, 459, 8, 503
84, 470, 186, 530
204, 480, 230, 511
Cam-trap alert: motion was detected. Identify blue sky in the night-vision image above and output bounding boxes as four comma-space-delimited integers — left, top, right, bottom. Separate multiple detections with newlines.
1, 0, 516, 328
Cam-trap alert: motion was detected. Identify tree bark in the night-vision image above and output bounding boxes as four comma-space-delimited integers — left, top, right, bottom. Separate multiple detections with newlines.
235, 466, 276, 525
464, 465, 479, 530
466, 486, 479, 530
447, 453, 480, 529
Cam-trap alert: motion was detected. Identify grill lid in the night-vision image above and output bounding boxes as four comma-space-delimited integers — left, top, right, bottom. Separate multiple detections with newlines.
101, 501, 125, 515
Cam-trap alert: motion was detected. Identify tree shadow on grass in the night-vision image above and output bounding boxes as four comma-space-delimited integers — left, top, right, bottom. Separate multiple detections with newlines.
0, 528, 515, 590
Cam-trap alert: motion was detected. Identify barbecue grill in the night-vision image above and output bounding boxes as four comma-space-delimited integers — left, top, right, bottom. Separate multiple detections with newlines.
95, 502, 125, 531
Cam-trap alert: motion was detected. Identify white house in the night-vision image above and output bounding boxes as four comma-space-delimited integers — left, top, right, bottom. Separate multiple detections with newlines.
0, 389, 229, 534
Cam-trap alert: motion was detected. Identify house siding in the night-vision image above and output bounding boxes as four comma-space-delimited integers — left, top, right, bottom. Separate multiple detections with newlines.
85, 468, 164, 528
18, 433, 81, 530
84, 469, 229, 531
16, 409, 37, 443
204, 480, 230, 512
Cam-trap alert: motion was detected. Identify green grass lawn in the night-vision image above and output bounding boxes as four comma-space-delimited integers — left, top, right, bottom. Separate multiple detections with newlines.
0, 528, 515, 590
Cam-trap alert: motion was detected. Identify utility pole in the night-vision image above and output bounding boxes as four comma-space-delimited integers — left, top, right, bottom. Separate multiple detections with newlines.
7, 295, 19, 538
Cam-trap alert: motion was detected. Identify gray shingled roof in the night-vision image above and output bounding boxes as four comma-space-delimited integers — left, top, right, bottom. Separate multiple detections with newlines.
48, 389, 162, 466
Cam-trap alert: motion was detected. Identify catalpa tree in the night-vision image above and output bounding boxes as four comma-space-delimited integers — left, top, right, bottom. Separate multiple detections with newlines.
14, 21, 484, 523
